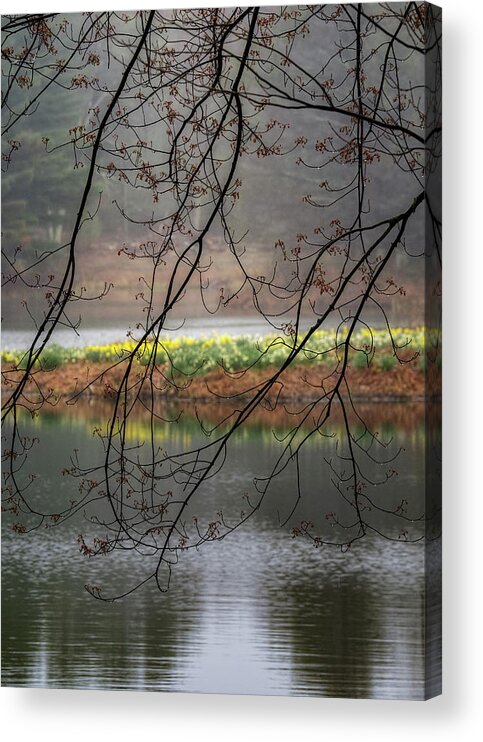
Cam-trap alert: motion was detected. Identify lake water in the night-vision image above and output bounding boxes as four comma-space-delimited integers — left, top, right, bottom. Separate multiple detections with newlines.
0, 312, 393, 351
1, 401, 440, 698
1, 316, 308, 350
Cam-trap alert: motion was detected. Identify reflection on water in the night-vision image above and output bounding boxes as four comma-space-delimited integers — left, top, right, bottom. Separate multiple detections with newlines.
2, 402, 439, 698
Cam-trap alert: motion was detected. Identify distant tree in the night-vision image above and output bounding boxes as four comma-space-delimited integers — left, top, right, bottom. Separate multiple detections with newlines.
1, 4, 441, 599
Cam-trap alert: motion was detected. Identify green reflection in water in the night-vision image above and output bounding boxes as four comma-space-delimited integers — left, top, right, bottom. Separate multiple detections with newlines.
2, 401, 434, 698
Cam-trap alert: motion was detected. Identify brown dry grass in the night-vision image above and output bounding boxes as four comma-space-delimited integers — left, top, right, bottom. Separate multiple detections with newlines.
2, 357, 427, 407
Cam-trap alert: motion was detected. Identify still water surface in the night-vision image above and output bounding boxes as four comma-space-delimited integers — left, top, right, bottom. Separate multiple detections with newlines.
2, 402, 433, 698
1, 316, 304, 350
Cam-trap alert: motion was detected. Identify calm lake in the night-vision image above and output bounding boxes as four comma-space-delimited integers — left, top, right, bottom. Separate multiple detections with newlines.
1, 316, 298, 350
1, 400, 439, 699
0, 312, 391, 351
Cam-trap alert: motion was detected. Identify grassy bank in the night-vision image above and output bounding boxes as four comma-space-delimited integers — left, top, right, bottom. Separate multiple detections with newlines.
2, 326, 427, 374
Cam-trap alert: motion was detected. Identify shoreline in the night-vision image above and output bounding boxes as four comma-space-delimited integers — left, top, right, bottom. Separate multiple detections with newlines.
2, 358, 431, 404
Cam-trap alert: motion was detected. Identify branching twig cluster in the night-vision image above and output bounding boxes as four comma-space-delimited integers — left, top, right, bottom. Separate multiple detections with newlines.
1, 4, 442, 599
